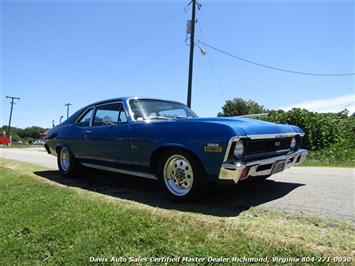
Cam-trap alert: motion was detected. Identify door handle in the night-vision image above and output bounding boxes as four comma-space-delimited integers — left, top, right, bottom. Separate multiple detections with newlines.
83, 130, 91, 135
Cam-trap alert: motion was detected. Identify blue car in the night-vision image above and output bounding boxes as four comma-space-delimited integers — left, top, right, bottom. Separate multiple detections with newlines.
45, 97, 308, 202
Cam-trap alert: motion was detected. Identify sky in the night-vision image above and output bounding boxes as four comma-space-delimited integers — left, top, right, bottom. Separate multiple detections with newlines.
2, 0, 354, 130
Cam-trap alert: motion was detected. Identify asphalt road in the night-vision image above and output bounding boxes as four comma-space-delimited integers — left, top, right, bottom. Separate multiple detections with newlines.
1, 147, 354, 222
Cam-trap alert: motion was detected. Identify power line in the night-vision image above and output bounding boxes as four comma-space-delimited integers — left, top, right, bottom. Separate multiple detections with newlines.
23, 7, 186, 100
62, 41, 186, 103
198, 41, 355, 77
19, 40, 185, 111
197, 23, 226, 102
336, 101, 355, 112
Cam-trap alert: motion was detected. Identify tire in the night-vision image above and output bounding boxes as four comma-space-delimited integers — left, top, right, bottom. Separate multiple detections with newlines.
57, 147, 82, 178
157, 149, 207, 203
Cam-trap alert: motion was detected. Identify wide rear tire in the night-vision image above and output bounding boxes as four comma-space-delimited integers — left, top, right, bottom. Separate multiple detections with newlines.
157, 149, 207, 203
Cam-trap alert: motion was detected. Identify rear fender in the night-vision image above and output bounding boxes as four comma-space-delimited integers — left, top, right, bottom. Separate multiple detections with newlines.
55, 142, 76, 158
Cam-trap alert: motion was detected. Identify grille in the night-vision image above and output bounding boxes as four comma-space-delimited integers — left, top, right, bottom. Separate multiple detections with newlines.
245, 137, 291, 155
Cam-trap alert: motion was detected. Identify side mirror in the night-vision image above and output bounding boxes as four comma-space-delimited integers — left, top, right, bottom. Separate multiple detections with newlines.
103, 116, 115, 126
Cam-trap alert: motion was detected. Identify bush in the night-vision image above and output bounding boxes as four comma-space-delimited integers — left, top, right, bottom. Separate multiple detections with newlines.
266, 109, 353, 151
218, 98, 354, 165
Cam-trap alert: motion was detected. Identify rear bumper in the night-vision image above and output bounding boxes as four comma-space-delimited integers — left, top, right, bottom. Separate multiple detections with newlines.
219, 149, 308, 183
44, 143, 51, 154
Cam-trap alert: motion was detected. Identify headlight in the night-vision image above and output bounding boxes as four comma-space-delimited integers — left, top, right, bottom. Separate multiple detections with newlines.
233, 140, 245, 159
290, 137, 297, 150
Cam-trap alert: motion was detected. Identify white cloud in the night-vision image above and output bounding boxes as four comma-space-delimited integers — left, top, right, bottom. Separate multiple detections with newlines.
280, 94, 355, 114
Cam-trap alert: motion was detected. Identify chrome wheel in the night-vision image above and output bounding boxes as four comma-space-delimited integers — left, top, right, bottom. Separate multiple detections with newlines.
163, 154, 194, 197
59, 148, 71, 172
57, 146, 83, 178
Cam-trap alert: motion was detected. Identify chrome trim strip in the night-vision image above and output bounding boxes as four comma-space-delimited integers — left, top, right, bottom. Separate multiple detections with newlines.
81, 163, 158, 180
219, 149, 308, 183
223, 136, 247, 162
223, 133, 304, 162
275, 148, 291, 153
247, 133, 305, 140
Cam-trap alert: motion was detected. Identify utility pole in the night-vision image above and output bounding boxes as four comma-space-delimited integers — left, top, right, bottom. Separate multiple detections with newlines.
6, 96, 20, 143
186, 0, 197, 108
64, 103, 72, 118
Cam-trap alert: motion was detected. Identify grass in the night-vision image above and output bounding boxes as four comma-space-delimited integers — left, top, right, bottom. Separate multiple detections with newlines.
301, 160, 354, 168
1, 159, 354, 265
302, 139, 355, 168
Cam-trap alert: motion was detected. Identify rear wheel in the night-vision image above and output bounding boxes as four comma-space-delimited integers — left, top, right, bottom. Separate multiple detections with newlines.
157, 149, 207, 202
57, 147, 81, 177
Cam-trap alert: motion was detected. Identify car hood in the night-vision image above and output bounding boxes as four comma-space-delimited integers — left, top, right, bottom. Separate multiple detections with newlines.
191, 117, 303, 136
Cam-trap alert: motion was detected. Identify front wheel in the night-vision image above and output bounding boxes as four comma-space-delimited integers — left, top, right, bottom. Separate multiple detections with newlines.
57, 147, 81, 178
157, 149, 207, 203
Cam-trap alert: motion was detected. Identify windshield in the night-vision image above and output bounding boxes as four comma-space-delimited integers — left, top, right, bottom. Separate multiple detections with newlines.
129, 99, 198, 120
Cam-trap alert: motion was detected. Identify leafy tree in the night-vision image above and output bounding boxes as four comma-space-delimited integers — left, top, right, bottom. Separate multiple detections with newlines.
266, 108, 353, 151
217, 98, 266, 117
1, 125, 48, 140
22, 126, 44, 139
11, 132, 21, 142
217, 98, 354, 153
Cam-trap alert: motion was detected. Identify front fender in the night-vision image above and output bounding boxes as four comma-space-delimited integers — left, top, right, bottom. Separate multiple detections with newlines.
129, 120, 240, 181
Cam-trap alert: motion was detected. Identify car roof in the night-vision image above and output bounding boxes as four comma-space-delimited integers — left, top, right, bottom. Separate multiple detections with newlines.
88, 96, 185, 107
62, 96, 190, 126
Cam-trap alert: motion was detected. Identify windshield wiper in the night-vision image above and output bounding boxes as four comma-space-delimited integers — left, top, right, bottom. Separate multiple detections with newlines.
175, 116, 189, 119
147, 116, 172, 120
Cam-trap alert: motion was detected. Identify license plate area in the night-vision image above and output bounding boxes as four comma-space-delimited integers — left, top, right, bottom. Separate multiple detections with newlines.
273, 160, 286, 174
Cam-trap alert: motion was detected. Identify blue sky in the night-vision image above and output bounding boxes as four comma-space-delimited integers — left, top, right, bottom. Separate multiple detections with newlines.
2, 0, 354, 129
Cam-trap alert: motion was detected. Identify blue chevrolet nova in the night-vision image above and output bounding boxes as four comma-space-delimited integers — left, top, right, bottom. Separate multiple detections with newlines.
45, 97, 308, 202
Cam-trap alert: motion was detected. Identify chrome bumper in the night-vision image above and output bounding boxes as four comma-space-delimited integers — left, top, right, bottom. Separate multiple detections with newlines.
219, 149, 308, 183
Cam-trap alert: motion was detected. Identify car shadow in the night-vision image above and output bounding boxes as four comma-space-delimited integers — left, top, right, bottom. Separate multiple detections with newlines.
33, 170, 305, 217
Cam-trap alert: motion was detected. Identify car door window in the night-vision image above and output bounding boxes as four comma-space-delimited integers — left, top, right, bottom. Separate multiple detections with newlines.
76, 108, 94, 127
93, 102, 127, 126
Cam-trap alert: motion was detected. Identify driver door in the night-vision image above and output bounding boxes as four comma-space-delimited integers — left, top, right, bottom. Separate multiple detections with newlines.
79, 101, 131, 169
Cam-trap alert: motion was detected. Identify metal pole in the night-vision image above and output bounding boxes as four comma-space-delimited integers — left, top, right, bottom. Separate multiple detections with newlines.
6, 96, 20, 140
64, 103, 72, 118
187, 0, 196, 108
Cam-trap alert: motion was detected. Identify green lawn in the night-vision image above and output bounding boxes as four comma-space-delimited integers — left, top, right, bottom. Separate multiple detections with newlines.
1, 159, 354, 265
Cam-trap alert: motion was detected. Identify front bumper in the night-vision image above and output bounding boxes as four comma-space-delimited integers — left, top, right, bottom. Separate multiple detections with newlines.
219, 149, 308, 183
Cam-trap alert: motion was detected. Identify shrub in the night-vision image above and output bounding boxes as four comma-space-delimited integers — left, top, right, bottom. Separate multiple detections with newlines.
266, 109, 353, 151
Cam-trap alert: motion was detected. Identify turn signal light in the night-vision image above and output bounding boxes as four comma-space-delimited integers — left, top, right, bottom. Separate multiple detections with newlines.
240, 168, 250, 180
296, 155, 301, 163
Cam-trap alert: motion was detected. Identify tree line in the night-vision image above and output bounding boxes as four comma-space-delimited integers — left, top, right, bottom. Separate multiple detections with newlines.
218, 98, 355, 153
1, 126, 49, 143
2, 97, 354, 154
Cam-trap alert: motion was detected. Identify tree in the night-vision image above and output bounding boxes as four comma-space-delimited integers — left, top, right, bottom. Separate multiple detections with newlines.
1, 125, 48, 140
217, 98, 266, 117
11, 132, 21, 142
216, 98, 355, 152
22, 126, 44, 139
